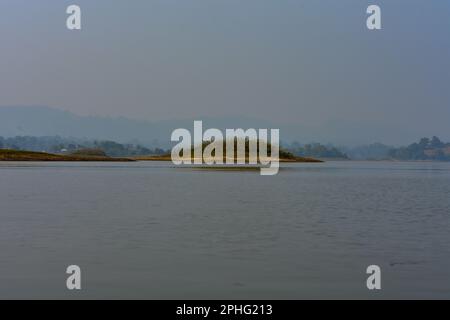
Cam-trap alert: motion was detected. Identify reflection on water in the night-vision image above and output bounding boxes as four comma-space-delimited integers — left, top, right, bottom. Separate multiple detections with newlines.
0, 161, 449, 299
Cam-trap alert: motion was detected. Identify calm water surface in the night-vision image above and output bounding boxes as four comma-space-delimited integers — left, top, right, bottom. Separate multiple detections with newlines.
0, 161, 449, 299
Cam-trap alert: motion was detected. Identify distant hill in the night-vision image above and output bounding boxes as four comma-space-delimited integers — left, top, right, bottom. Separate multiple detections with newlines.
0, 106, 171, 147
0, 106, 287, 148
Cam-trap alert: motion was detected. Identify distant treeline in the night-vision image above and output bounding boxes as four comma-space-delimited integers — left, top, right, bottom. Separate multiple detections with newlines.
285, 142, 349, 159
343, 136, 450, 161
2, 135, 450, 161
340, 143, 392, 160
388, 136, 450, 161
287, 136, 450, 161
0, 136, 167, 157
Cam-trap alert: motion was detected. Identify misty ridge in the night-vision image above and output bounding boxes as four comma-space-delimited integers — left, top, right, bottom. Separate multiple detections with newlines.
0, 106, 285, 148
1, 106, 450, 161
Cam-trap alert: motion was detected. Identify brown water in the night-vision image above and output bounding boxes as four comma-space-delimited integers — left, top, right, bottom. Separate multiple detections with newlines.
0, 161, 449, 299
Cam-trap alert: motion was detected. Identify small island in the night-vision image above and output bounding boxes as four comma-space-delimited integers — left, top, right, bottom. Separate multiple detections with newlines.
134, 140, 323, 163
134, 153, 322, 163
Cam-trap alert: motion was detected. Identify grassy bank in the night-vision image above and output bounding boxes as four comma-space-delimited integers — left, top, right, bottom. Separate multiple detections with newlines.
0, 149, 135, 162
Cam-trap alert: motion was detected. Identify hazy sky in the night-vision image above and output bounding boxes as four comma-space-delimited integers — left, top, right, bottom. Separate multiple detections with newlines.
0, 0, 449, 144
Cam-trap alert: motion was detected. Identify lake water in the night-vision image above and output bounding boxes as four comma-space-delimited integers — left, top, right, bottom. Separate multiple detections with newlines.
0, 161, 449, 299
